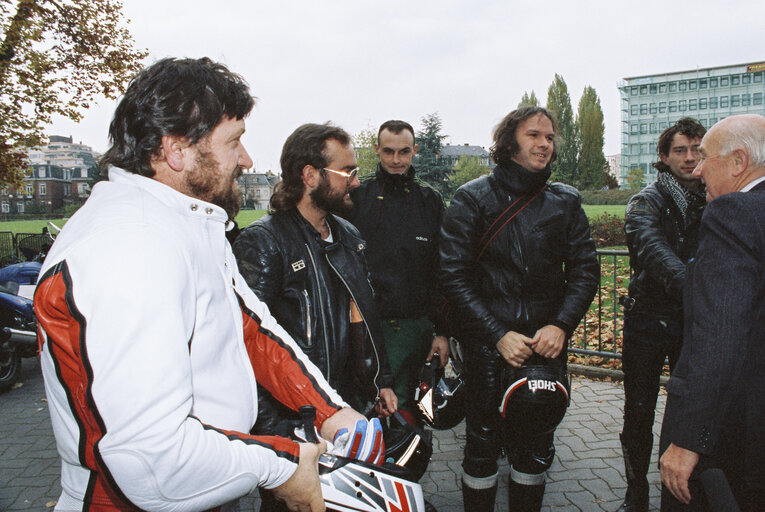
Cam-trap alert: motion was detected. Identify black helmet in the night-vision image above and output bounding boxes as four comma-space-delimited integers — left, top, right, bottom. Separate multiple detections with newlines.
380, 411, 433, 482
414, 352, 466, 430
498, 364, 569, 436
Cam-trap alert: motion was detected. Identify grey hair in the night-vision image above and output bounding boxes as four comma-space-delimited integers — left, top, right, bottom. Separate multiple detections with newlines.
715, 114, 765, 168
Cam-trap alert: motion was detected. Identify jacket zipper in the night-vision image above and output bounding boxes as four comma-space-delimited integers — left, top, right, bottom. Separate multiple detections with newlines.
303, 289, 312, 347
325, 255, 382, 400
305, 244, 331, 380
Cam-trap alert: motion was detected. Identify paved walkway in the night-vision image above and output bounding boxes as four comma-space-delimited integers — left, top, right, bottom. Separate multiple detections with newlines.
0, 357, 666, 511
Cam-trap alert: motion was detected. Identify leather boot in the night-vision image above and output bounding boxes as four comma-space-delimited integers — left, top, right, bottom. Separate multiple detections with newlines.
507, 480, 545, 512
462, 482, 497, 512
616, 433, 650, 512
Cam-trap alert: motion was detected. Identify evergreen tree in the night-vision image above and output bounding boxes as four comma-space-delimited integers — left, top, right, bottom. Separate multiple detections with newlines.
413, 113, 452, 196
518, 90, 539, 107
576, 86, 608, 190
545, 74, 578, 186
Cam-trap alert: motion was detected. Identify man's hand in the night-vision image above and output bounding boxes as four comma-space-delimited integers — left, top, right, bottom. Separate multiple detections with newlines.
427, 335, 450, 368
660, 443, 700, 505
375, 387, 398, 417
531, 325, 566, 359
272, 441, 326, 511
496, 331, 535, 367
320, 407, 385, 464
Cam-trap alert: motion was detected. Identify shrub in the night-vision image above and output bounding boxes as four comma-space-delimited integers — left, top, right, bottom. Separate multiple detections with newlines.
589, 212, 626, 247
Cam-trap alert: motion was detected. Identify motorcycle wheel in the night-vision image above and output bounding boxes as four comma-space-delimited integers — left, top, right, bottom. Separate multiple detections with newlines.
0, 347, 21, 392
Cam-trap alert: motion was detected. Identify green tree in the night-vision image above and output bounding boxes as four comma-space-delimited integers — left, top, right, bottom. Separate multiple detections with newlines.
448, 154, 491, 193
0, 0, 147, 188
624, 168, 646, 191
545, 74, 578, 186
576, 85, 608, 190
518, 90, 539, 107
413, 113, 452, 196
353, 128, 378, 179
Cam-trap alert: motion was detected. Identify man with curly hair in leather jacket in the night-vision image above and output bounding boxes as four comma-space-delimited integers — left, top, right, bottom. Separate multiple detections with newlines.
617, 117, 706, 512
440, 106, 599, 512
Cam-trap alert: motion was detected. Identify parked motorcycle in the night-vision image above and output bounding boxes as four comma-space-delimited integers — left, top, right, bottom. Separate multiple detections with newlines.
0, 261, 40, 391
0, 225, 56, 392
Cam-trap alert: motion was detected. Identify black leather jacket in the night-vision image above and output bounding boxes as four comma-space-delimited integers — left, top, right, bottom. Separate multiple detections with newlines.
439, 162, 599, 347
347, 164, 446, 332
233, 210, 393, 426
624, 179, 705, 314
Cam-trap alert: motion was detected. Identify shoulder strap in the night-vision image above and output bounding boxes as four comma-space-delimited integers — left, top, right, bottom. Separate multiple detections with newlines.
476, 184, 548, 262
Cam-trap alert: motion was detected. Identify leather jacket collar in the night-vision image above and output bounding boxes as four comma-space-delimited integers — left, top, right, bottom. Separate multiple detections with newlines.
493, 160, 551, 195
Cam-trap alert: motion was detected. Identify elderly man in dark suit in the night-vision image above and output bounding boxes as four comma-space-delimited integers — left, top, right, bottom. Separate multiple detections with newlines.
659, 114, 765, 511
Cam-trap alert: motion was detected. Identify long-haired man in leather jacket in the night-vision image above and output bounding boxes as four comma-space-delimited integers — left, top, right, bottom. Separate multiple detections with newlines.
440, 106, 599, 511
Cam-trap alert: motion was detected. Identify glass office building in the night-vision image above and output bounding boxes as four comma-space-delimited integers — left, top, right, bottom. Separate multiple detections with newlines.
619, 61, 765, 183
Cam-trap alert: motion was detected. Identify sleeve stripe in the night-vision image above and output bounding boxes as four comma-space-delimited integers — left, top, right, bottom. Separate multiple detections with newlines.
195, 417, 300, 464
36, 261, 138, 510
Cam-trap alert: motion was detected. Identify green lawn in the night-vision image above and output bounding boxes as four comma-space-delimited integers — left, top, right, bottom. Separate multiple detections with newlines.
582, 204, 627, 219
0, 209, 268, 235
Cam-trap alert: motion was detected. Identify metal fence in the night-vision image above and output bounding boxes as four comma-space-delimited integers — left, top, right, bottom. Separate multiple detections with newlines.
0, 231, 55, 266
568, 249, 630, 361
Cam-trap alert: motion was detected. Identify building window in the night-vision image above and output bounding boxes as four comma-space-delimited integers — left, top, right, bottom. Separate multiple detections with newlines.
630, 144, 639, 155
710, 77, 718, 87
25, 184, 32, 195
710, 117, 718, 125
640, 124, 647, 134
699, 79, 708, 89
732, 75, 740, 85
710, 97, 718, 108
660, 122, 668, 130
742, 94, 751, 106
720, 96, 729, 107
679, 81, 687, 91
699, 119, 707, 127
754, 92, 763, 105
731, 95, 740, 107
679, 100, 687, 111
631, 124, 639, 134
659, 83, 667, 93
669, 100, 677, 112
631, 87, 638, 96
631, 105, 638, 115
669, 82, 677, 92
650, 84, 657, 94
754, 73, 762, 83
699, 98, 707, 109
640, 85, 648, 95
38, 168, 46, 178
720, 77, 729, 86
689, 80, 697, 90
659, 101, 667, 113
742, 74, 751, 84
16, 202, 23, 213
640, 103, 648, 115
39, 183, 47, 196
650, 123, 657, 134
1, 201, 8, 213
650, 103, 657, 114
689, 99, 697, 110
78, 183, 88, 195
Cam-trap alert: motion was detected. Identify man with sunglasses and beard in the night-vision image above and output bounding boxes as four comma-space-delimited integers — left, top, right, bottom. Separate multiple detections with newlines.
233, 123, 397, 511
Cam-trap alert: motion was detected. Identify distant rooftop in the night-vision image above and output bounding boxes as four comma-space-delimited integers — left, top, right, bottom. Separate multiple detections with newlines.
441, 144, 490, 158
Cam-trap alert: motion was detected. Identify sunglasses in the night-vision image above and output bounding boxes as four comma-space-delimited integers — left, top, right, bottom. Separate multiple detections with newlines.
323, 167, 359, 183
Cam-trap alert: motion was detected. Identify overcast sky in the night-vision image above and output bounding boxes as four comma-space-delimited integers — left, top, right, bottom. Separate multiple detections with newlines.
49, 0, 765, 173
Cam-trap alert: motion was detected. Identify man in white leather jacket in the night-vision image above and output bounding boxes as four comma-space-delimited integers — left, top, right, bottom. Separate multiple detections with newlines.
34, 57, 380, 512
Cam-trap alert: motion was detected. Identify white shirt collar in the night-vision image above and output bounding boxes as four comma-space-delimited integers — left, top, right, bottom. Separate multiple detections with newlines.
741, 175, 765, 192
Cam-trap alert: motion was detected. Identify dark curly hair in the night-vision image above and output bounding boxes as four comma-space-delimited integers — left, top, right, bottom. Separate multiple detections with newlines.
490, 106, 559, 168
271, 123, 351, 211
101, 57, 255, 177
653, 117, 706, 174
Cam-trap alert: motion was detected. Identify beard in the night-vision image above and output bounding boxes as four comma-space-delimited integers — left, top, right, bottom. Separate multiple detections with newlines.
310, 176, 352, 215
185, 148, 242, 221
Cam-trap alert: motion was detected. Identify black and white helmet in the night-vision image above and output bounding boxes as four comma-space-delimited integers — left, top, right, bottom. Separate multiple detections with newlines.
498, 363, 569, 436
414, 349, 466, 430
